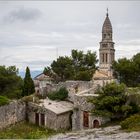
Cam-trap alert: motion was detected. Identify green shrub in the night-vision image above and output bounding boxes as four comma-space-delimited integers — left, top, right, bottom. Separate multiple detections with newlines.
120, 114, 140, 130
47, 87, 68, 101
75, 71, 91, 81
0, 96, 10, 106
21, 95, 40, 104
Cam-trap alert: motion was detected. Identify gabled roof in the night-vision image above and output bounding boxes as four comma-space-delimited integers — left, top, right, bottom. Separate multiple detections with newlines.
39, 99, 73, 115
34, 73, 44, 79
34, 73, 52, 81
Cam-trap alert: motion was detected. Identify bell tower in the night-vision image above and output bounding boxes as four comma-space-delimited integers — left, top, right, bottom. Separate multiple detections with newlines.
99, 9, 115, 72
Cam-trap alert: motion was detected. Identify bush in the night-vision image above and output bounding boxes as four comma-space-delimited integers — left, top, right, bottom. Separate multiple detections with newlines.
0, 122, 57, 139
47, 87, 68, 101
120, 114, 140, 130
75, 71, 91, 81
0, 96, 10, 106
22, 95, 40, 104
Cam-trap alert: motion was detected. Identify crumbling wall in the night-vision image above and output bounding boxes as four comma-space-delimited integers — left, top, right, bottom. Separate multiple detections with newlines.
36, 80, 93, 99
0, 100, 26, 129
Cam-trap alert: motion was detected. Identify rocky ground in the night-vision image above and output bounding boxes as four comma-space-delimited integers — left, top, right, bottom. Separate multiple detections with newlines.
48, 126, 140, 140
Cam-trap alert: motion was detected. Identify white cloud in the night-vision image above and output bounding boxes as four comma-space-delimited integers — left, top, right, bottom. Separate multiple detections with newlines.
3, 7, 42, 23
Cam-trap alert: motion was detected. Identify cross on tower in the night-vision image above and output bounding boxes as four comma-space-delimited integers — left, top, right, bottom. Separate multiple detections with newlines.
106, 8, 108, 16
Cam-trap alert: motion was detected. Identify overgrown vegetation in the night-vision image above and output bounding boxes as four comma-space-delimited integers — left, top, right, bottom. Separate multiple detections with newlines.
120, 114, 140, 131
126, 87, 140, 107
89, 82, 139, 120
44, 49, 98, 81
0, 122, 57, 139
47, 87, 68, 101
0, 66, 23, 99
22, 67, 35, 97
21, 95, 41, 104
113, 52, 140, 87
0, 96, 10, 106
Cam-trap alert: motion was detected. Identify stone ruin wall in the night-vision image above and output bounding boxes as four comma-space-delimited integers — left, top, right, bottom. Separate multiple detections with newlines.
41, 80, 93, 102
0, 100, 26, 129
72, 94, 95, 130
27, 102, 72, 130
72, 94, 110, 130
37, 80, 93, 94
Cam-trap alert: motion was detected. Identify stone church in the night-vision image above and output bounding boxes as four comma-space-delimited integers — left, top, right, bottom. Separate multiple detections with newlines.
27, 11, 117, 131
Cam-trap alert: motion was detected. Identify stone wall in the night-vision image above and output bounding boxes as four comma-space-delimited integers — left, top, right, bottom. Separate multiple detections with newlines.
72, 109, 110, 130
72, 93, 110, 130
0, 100, 26, 129
65, 81, 93, 102
36, 80, 93, 100
93, 78, 118, 87
74, 94, 95, 111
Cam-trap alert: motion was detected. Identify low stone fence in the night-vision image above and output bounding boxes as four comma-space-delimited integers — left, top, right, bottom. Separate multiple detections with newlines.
0, 100, 26, 129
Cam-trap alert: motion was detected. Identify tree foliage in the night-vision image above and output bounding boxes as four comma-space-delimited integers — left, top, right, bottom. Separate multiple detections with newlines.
113, 53, 140, 87
44, 50, 98, 81
0, 65, 23, 99
51, 56, 74, 81
89, 82, 139, 119
22, 67, 35, 96
0, 96, 10, 106
47, 87, 68, 101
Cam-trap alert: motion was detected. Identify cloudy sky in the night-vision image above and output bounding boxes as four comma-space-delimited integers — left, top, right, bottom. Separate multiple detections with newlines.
0, 1, 140, 72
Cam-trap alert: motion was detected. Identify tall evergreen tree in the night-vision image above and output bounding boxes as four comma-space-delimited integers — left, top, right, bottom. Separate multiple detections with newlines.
22, 67, 35, 96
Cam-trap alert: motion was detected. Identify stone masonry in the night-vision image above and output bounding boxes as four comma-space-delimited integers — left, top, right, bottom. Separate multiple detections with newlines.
0, 100, 26, 129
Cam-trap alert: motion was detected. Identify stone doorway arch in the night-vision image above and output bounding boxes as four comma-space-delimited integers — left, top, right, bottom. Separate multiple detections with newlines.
93, 119, 99, 128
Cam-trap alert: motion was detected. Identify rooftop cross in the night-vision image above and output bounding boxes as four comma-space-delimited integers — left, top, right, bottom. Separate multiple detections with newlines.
106, 8, 109, 17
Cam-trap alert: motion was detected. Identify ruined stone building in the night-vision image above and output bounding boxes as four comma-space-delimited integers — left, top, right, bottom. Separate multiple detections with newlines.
0, 11, 117, 131
27, 11, 116, 131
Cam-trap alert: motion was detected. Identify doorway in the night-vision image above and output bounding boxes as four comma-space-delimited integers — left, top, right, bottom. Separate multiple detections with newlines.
93, 120, 100, 128
35, 113, 39, 125
41, 114, 45, 126
83, 111, 89, 127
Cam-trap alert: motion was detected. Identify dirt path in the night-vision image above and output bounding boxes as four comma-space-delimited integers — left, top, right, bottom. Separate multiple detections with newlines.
48, 126, 140, 140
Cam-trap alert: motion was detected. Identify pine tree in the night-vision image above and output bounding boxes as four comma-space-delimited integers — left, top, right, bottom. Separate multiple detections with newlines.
22, 67, 35, 96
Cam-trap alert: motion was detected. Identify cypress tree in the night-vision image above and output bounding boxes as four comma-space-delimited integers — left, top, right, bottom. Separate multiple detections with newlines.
22, 67, 35, 96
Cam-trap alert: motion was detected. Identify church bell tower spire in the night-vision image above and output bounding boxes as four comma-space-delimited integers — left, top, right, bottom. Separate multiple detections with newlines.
99, 10, 115, 72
